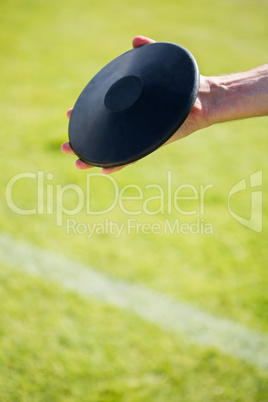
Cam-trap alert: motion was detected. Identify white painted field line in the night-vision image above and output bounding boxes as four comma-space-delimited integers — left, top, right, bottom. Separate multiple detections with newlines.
0, 232, 267, 370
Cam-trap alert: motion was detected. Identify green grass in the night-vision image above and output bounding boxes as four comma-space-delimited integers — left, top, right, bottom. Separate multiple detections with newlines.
1, 266, 268, 402
0, 0, 268, 400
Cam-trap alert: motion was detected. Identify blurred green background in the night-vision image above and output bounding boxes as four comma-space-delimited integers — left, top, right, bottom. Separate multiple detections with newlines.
0, 0, 267, 400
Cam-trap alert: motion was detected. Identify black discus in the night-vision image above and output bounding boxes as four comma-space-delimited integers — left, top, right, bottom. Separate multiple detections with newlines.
68, 42, 199, 168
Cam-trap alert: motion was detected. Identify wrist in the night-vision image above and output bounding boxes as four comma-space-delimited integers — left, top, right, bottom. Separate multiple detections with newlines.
206, 65, 268, 126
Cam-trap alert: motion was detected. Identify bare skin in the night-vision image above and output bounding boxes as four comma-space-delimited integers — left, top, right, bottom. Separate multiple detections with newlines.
62, 35, 268, 174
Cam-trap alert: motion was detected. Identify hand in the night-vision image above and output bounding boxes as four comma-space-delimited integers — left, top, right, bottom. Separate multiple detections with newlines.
61, 35, 211, 174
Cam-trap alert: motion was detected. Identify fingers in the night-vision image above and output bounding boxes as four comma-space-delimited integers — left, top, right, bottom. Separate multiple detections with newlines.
75, 159, 95, 170
67, 108, 73, 119
61, 142, 75, 155
132, 35, 155, 48
63, 112, 95, 170
61, 140, 130, 173
61, 142, 94, 169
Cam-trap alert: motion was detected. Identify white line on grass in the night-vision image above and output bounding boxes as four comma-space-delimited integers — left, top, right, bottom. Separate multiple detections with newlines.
0, 232, 267, 370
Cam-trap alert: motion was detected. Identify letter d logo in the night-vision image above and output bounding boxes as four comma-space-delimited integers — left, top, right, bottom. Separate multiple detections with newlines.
228, 170, 262, 232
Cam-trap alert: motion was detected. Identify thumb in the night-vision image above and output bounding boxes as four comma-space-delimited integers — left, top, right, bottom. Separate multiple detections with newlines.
132, 35, 155, 48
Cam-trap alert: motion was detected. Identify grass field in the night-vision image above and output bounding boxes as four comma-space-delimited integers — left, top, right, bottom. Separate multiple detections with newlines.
0, 0, 268, 400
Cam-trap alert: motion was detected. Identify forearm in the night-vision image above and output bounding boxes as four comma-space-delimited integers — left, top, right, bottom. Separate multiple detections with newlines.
206, 64, 268, 126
